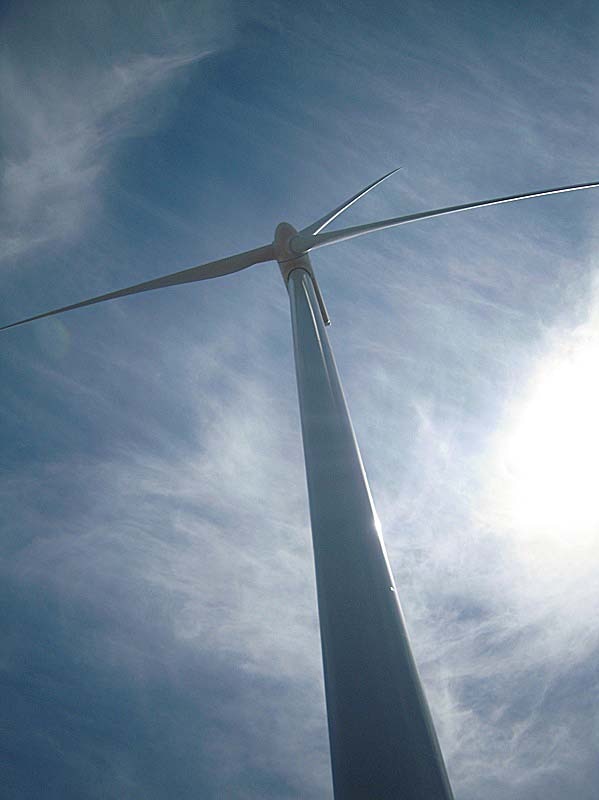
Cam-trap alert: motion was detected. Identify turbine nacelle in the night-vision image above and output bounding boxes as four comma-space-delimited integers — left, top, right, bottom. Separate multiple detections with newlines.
273, 221, 303, 266
274, 222, 330, 326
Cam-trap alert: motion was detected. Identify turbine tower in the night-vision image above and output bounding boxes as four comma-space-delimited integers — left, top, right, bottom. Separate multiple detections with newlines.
3, 173, 598, 799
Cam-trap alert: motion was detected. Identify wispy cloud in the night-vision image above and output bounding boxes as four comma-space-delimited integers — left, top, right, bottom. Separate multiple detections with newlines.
1, 291, 332, 795
0, 2, 222, 262
0, 52, 212, 260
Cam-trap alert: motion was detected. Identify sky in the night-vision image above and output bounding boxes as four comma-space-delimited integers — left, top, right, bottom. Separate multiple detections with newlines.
1, 0, 599, 797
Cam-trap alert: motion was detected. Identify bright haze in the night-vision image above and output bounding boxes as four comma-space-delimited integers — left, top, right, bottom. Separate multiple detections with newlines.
2, 2, 598, 799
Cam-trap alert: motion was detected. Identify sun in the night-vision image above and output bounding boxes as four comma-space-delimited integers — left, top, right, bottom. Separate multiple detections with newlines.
494, 326, 599, 547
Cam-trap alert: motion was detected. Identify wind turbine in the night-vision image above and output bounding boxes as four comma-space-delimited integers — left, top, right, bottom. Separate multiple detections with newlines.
3, 172, 598, 799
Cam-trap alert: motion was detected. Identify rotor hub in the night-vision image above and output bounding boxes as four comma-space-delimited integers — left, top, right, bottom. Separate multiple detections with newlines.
273, 222, 330, 326
273, 222, 310, 277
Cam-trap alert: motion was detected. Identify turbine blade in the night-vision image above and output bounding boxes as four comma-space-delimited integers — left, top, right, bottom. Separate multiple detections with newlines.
291, 181, 599, 253
1, 244, 274, 332
299, 167, 401, 238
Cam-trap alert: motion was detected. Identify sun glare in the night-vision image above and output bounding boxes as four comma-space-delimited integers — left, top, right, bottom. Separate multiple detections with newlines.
495, 328, 599, 545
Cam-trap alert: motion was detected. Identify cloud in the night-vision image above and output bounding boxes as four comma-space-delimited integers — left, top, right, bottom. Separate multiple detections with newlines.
0, 3, 222, 262
1, 298, 333, 796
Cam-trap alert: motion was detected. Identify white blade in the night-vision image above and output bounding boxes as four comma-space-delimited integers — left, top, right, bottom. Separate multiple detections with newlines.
299, 168, 401, 237
291, 181, 599, 253
1, 244, 274, 331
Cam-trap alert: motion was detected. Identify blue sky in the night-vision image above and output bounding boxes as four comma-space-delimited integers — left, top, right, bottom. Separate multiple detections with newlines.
2, 1, 599, 797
